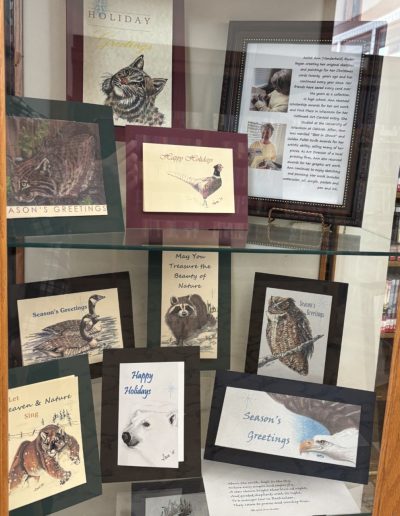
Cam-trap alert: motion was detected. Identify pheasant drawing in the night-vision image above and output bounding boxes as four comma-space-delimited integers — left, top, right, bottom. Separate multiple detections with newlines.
168, 163, 223, 207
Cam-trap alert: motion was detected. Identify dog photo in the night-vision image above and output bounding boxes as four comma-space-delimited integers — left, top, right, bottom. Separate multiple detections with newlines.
117, 361, 184, 468
249, 68, 292, 113
8, 375, 86, 511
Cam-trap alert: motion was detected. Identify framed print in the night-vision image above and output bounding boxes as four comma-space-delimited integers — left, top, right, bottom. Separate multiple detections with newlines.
8, 272, 134, 378
148, 251, 231, 370
125, 126, 248, 230
101, 347, 201, 482
205, 371, 375, 484
66, 0, 185, 140
131, 478, 209, 516
245, 272, 348, 385
8, 355, 101, 515
6, 96, 124, 237
219, 21, 383, 226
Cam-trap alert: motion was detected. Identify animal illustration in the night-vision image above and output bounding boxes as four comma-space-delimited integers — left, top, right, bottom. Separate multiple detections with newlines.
165, 294, 215, 346
161, 497, 193, 516
7, 124, 103, 205
266, 296, 314, 375
34, 294, 105, 358
8, 424, 80, 492
168, 164, 223, 207
269, 394, 361, 465
102, 54, 167, 126
299, 428, 359, 464
121, 405, 178, 467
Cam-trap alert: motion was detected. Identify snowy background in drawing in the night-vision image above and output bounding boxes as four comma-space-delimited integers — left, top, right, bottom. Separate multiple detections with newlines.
161, 251, 219, 359
8, 376, 86, 511
17, 288, 124, 366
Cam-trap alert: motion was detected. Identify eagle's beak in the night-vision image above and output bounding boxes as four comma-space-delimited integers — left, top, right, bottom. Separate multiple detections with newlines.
299, 439, 315, 454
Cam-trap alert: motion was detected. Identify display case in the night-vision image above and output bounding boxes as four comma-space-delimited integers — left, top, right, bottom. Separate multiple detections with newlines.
2, 1, 400, 515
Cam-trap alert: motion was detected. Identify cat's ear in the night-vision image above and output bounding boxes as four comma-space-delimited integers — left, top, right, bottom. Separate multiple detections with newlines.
149, 78, 167, 97
130, 55, 144, 70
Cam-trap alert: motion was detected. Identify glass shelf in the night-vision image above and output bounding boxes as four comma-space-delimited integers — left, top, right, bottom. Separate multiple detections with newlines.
7, 217, 400, 256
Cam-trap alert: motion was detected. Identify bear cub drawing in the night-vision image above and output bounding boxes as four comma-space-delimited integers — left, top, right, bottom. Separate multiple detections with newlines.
8, 424, 80, 492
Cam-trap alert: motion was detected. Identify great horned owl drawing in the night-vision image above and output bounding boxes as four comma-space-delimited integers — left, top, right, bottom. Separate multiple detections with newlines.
266, 296, 314, 376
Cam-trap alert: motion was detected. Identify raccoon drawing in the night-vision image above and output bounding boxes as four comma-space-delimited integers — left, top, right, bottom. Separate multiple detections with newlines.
165, 294, 215, 346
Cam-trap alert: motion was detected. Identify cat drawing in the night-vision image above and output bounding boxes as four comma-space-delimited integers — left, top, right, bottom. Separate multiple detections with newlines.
101, 55, 167, 126
7, 123, 105, 206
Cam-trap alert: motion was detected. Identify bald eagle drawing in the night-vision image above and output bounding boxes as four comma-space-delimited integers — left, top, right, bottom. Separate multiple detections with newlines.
269, 394, 361, 465
265, 296, 315, 376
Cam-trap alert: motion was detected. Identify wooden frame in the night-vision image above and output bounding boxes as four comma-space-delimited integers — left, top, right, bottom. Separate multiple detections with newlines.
1, 0, 8, 512
219, 21, 383, 226
1, 3, 400, 515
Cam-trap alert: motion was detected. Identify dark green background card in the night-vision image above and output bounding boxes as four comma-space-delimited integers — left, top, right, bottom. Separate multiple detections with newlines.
8, 355, 102, 515
6, 96, 124, 237
147, 251, 231, 370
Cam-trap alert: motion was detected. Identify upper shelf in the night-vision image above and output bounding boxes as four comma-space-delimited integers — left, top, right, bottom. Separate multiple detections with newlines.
7, 218, 400, 256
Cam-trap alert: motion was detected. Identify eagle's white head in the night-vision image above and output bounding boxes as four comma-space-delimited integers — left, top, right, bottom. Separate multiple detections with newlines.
299, 428, 359, 465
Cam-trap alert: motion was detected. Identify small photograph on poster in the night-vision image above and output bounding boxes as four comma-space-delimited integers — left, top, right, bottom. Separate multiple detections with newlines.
249, 68, 292, 113
161, 251, 219, 359
247, 122, 287, 170
17, 288, 124, 367
258, 287, 332, 381
145, 492, 209, 516
6, 117, 106, 219
117, 361, 185, 468
8, 376, 86, 511
142, 142, 235, 214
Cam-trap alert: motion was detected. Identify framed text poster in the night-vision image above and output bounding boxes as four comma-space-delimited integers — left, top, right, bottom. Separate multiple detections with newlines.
219, 21, 383, 226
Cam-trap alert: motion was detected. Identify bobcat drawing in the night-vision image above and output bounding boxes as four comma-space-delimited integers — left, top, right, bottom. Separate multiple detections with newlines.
7, 121, 106, 206
101, 54, 167, 126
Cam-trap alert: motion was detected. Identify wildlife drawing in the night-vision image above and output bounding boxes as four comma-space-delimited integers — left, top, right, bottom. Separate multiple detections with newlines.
8, 424, 80, 493
160, 497, 193, 516
21, 294, 120, 365
7, 118, 105, 207
168, 163, 224, 208
102, 54, 167, 126
164, 294, 216, 347
269, 393, 361, 466
263, 296, 322, 376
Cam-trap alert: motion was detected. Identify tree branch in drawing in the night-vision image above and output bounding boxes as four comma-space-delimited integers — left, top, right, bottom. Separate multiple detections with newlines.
258, 334, 324, 368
